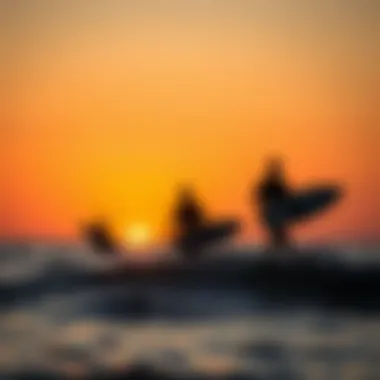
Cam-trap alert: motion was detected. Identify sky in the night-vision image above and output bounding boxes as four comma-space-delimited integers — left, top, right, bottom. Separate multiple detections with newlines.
1, 0, 379, 244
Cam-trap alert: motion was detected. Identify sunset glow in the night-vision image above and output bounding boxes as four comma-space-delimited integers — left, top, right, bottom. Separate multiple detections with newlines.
1, 1, 378, 244
124, 223, 151, 248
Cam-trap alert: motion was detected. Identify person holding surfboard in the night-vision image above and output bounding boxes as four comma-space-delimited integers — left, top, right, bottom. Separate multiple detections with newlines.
81, 217, 120, 255
256, 157, 292, 248
254, 157, 343, 250
173, 185, 239, 257
174, 186, 205, 234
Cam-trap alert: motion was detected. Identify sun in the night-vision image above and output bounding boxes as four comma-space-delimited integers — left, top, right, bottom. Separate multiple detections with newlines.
124, 223, 151, 247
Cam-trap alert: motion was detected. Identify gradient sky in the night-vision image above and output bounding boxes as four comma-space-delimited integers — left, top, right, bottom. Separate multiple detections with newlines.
1, 0, 379, 243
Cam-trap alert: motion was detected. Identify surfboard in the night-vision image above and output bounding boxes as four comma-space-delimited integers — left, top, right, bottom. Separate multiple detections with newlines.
176, 219, 239, 257
263, 185, 342, 228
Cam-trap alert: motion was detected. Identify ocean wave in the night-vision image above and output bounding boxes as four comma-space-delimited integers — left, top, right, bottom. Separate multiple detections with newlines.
0, 244, 379, 314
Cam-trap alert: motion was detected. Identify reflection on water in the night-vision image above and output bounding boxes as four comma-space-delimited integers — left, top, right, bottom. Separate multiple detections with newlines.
1, 312, 379, 379
0, 243, 379, 379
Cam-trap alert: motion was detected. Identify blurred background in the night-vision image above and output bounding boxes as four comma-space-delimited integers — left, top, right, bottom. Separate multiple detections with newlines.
0, 1, 379, 379
1, 0, 378, 245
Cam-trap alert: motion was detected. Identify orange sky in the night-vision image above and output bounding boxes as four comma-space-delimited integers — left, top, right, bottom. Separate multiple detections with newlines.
1, 1, 378, 243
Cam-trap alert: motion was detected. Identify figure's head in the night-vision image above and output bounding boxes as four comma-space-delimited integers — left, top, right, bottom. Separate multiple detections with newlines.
265, 157, 285, 179
177, 184, 196, 202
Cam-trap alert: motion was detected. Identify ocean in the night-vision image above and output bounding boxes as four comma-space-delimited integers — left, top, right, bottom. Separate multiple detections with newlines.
0, 242, 379, 379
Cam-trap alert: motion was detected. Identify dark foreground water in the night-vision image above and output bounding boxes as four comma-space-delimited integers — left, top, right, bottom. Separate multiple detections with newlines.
0, 243, 379, 379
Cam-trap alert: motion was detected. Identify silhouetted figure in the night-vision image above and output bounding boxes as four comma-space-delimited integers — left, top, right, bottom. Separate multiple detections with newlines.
81, 217, 118, 254
255, 157, 343, 250
256, 158, 291, 248
174, 186, 205, 234
173, 186, 239, 257
258, 158, 290, 203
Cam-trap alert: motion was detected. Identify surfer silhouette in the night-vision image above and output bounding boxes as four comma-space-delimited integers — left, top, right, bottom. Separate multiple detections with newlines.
81, 217, 119, 254
255, 157, 343, 250
174, 186, 205, 235
256, 157, 292, 248
173, 185, 239, 257
258, 158, 290, 203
